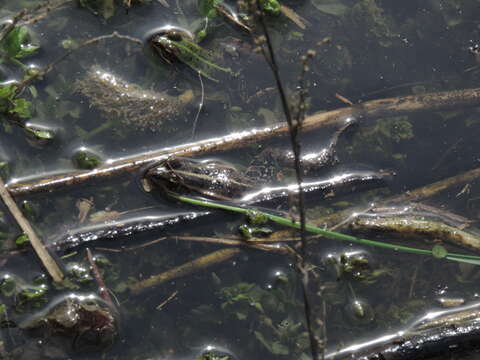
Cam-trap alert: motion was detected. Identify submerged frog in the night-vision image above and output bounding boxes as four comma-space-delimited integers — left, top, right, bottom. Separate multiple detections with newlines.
143, 122, 392, 204
149, 26, 232, 82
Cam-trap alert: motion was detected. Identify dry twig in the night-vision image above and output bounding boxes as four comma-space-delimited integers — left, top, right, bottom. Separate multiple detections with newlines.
129, 248, 241, 295
86, 248, 116, 311
0, 177, 63, 282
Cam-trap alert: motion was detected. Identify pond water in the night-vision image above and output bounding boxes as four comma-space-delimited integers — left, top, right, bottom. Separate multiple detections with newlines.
1, 0, 480, 359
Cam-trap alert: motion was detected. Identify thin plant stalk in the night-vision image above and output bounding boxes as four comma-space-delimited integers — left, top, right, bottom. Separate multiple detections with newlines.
251, 3, 320, 357
173, 194, 480, 265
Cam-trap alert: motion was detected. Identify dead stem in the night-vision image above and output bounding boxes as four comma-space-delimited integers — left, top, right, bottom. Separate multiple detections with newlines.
86, 248, 116, 312
0, 177, 64, 282
129, 248, 241, 295
155, 290, 178, 310
95, 235, 289, 254
173, 235, 290, 254
7, 87, 480, 197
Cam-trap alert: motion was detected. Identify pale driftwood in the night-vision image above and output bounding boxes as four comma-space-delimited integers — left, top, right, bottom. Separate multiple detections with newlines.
7, 87, 480, 197
0, 177, 64, 282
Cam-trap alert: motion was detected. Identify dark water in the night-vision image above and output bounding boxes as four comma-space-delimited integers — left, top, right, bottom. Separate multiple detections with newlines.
1, 0, 480, 359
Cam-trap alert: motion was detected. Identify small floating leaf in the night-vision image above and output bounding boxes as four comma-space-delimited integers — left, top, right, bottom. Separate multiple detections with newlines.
72, 150, 102, 170
25, 126, 54, 140
260, 0, 281, 15
15, 233, 30, 246
432, 245, 448, 259
247, 210, 269, 226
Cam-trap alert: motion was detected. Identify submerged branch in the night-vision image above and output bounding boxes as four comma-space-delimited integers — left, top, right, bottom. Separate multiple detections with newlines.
7, 87, 480, 196
129, 248, 241, 295
0, 177, 64, 282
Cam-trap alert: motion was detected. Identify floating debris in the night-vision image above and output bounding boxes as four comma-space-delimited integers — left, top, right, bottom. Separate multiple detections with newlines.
351, 215, 480, 251
75, 67, 194, 132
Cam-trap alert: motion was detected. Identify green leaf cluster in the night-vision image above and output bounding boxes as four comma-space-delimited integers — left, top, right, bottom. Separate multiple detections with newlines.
260, 0, 281, 15
72, 150, 102, 170
0, 26, 39, 63
0, 83, 33, 119
218, 274, 309, 356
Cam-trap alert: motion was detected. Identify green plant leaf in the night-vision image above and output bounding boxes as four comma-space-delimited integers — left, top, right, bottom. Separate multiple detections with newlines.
15, 233, 29, 246
2, 26, 39, 59
24, 126, 54, 140
9, 98, 32, 118
260, 0, 281, 15
15, 44, 40, 59
0, 83, 16, 99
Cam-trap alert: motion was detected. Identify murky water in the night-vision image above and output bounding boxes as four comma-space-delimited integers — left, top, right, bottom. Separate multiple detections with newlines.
1, 0, 480, 359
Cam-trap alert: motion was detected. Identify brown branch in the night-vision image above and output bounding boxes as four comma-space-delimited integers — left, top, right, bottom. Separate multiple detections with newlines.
0, 177, 64, 282
86, 248, 116, 311
7, 87, 480, 197
128, 248, 241, 295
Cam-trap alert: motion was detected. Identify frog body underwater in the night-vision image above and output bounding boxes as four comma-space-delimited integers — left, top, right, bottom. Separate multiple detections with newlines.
144, 121, 392, 204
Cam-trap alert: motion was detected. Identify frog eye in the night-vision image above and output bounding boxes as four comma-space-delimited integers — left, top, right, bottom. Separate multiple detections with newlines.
166, 32, 183, 42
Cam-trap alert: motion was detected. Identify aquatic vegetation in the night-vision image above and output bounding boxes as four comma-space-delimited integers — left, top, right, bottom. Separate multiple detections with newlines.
74, 66, 194, 132
219, 275, 310, 357
72, 149, 102, 170
346, 0, 396, 48
0, 26, 39, 67
0, 82, 33, 119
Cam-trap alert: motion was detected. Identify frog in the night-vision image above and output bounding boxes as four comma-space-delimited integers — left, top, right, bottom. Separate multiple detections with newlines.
149, 26, 232, 82
142, 120, 391, 204
3, 294, 118, 359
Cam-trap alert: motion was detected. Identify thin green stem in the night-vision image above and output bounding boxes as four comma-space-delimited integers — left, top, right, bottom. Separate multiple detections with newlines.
173, 194, 480, 265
